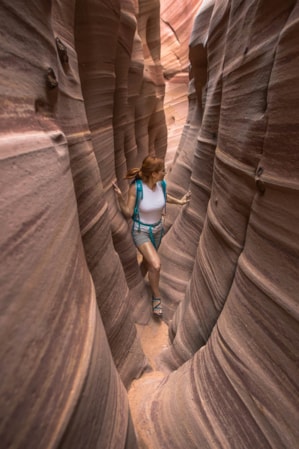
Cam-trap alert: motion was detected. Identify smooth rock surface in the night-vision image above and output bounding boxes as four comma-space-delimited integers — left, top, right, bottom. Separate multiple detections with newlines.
0, 0, 144, 447
134, 1, 299, 449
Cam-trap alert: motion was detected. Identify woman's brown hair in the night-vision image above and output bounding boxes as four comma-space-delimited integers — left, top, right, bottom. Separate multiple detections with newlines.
125, 156, 164, 181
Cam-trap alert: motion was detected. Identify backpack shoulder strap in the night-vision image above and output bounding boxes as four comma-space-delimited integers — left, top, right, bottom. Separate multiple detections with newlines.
161, 179, 167, 201
161, 179, 167, 214
133, 179, 143, 219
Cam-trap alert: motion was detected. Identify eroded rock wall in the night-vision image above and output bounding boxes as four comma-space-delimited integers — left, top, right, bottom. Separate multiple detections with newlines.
133, 1, 299, 448
160, 0, 201, 164
73, 0, 151, 327
0, 0, 146, 447
159, 0, 215, 318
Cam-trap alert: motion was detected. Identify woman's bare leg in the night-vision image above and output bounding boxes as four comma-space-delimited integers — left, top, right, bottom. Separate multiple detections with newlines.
137, 241, 161, 298
140, 257, 149, 277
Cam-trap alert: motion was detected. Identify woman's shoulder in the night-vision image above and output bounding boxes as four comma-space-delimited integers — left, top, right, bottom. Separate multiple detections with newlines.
128, 181, 137, 196
131, 179, 143, 190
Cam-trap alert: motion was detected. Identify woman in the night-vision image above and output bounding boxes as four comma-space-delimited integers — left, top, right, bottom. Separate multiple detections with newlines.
113, 156, 190, 317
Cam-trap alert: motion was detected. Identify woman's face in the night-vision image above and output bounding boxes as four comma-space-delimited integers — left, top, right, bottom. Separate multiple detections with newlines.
155, 167, 166, 181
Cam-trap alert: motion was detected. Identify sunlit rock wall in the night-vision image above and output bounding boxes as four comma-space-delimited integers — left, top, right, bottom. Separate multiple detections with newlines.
132, 0, 299, 448
160, 0, 201, 165
160, 0, 215, 318
134, 0, 168, 163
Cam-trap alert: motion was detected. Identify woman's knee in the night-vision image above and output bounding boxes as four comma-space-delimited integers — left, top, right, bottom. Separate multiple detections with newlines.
138, 242, 161, 273
148, 258, 161, 273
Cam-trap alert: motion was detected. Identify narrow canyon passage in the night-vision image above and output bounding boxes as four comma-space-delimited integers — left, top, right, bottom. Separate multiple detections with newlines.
126, 210, 181, 447
128, 315, 170, 445
130, 256, 170, 380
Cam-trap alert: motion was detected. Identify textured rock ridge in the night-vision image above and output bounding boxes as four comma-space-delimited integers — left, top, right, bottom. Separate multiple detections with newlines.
160, 0, 201, 163
73, 0, 151, 327
132, 1, 299, 448
0, 0, 145, 447
159, 0, 215, 320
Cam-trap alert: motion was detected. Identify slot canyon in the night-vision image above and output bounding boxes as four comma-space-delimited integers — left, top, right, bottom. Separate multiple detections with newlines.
1, 0, 298, 448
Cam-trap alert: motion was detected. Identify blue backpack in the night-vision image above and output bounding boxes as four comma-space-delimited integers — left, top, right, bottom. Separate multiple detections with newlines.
132, 179, 167, 248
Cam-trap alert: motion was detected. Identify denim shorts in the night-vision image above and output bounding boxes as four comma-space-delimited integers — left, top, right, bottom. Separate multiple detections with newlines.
132, 223, 164, 249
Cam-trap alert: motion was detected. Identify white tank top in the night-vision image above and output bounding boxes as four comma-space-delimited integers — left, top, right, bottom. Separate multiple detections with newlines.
138, 181, 165, 224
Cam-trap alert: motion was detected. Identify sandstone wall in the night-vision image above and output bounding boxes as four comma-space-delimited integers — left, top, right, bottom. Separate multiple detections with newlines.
0, 0, 146, 447
160, 0, 214, 317
134, 1, 299, 448
160, 0, 201, 165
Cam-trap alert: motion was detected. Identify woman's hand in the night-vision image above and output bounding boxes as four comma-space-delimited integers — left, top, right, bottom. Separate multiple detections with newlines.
112, 181, 122, 198
180, 190, 191, 205
166, 190, 191, 206
113, 181, 136, 219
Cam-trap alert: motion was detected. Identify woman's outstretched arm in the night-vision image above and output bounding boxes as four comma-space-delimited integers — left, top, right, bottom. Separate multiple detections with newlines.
166, 191, 191, 205
113, 182, 137, 218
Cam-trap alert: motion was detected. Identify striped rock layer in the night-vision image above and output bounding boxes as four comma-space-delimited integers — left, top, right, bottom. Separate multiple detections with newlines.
138, 1, 299, 448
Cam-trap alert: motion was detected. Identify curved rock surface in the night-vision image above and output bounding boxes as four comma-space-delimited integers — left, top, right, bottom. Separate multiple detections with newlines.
160, 0, 201, 165
134, 1, 299, 448
74, 0, 150, 326
0, 0, 144, 447
160, 0, 215, 318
